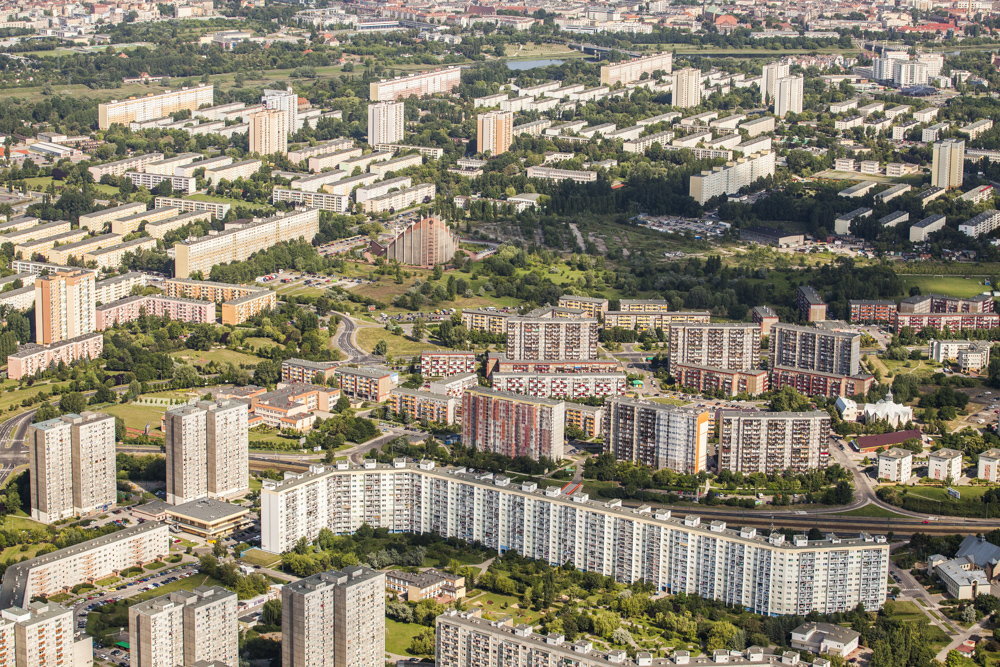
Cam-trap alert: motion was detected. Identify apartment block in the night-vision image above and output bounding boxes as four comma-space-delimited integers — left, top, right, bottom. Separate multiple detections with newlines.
236, 383, 340, 431
0, 219, 71, 245
249, 107, 289, 156
0, 285, 34, 313
900, 293, 994, 314
26, 411, 116, 523
477, 110, 514, 156
96, 295, 214, 330
287, 138, 356, 163
718, 410, 830, 474
506, 312, 599, 361
671, 364, 770, 396
565, 403, 604, 438
164, 399, 249, 505
369, 153, 423, 178
130, 586, 238, 667
978, 448, 1000, 483
205, 158, 262, 186
490, 372, 626, 400
770, 366, 874, 399
88, 152, 165, 181
390, 388, 458, 425
84, 237, 159, 270
557, 295, 608, 319
221, 290, 278, 325
932, 138, 965, 189
429, 373, 479, 398
143, 153, 201, 176
125, 171, 197, 195
600, 52, 672, 85
154, 197, 231, 218
305, 148, 364, 172
525, 166, 597, 184
0, 522, 169, 608
174, 209, 319, 278
689, 151, 776, 205
848, 300, 897, 324
894, 311, 1000, 333
928, 448, 963, 481
109, 206, 180, 236
930, 339, 991, 372
282, 358, 338, 385
878, 448, 913, 482
13, 229, 89, 259
78, 201, 148, 231
958, 209, 1000, 238
740, 116, 776, 137
605, 310, 711, 331
362, 182, 436, 214
485, 354, 619, 376
672, 67, 701, 108
6, 332, 104, 380
260, 461, 889, 615
603, 397, 709, 473
461, 309, 512, 334
98, 85, 214, 129
1, 603, 91, 667
622, 130, 675, 154
282, 567, 385, 667
336, 366, 394, 402
463, 387, 564, 461
35, 269, 96, 345
770, 323, 861, 376
669, 323, 760, 372
795, 286, 827, 322
370, 67, 461, 101
752, 305, 779, 334
95, 271, 146, 304
48, 233, 123, 266
420, 351, 475, 377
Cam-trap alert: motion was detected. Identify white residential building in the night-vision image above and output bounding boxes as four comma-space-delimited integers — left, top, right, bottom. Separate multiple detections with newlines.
928, 448, 964, 482
878, 448, 913, 482
689, 151, 776, 204
978, 448, 1000, 483
775, 76, 804, 117
129, 586, 238, 667
367, 100, 405, 146
164, 399, 249, 505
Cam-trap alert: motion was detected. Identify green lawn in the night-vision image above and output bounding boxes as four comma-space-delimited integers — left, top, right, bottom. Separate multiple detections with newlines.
1, 514, 45, 532
171, 348, 264, 367
101, 402, 168, 432
240, 549, 282, 567
355, 326, 447, 358
898, 275, 992, 299
95, 576, 120, 587
385, 619, 427, 656
905, 485, 990, 502
186, 193, 266, 208
243, 337, 284, 352
129, 574, 224, 604
834, 504, 909, 518
466, 591, 542, 624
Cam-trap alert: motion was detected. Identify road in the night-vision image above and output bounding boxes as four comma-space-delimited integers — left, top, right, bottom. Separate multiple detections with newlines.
0, 409, 33, 487
331, 313, 376, 364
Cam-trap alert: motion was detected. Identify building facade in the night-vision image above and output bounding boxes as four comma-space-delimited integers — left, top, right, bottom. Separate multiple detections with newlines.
164, 400, 249, 505
718, 410, 830, 474
420, 351, 475, 377
98, 85, 214, 129
34, 269, 96, 345
770, 324, 861, 376
506, 313, 599, 361
6, 332, 104, 380
129, 586, 238, 667
603, 397, 709, 473
368, 100, 405, 146
668, 323, 761, 371
462, 387, 564, 461
931, 138, 965, 189
477, 110, 514, 156
490, 372, 627, 399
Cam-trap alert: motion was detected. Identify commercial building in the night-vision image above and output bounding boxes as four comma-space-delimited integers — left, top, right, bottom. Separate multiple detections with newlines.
164, 399, 249, 505
477, 110, 514, 156
557, 295, 608, 319
367, 100, 405, 146
775, 75, 804, 117
78, 201, 148, 231
420, 351, 475, 377
848, 300, 897, 324
260, 461, 889, 614
668, 323, 760, 371
740, 226, 804, 247
603, 397, 709, 473
174, 209, 319, 278
671, 364, 770, 396
336, 366, 395, 402
165, 497, 251, 540
600, 52, 672, 86
671, 67, 701, 108
796, 286, 827, 322
282, 566, 385, 667
978, 448, 1000, 483
390, 388, 458, 425
491, 372, 627, 399
282, 358, 338, 385
98, 84, 214, 129
791, 622, 860, 658
928, 448, 964, 481
718, 410, 830, 474
26, 412, 116, 524
506, 310, 599, 361
463, 387, 564, 461
958, 209, 1000, 238
930, 340, 992, 372
362, 182, 436, 214
437, 614, 847, 667
878, 448, 913, 482
770, 366, 874, 399
34, 269, 96, 347
249, 107, 289, 156
369, 216, 457, 267
129, 586, 238, 667
689, 151, 776, 205
770, 324, 860, 376
0, 522, 169, 608
370, 67, 461, 101
6, 332, 104, 380
932, 139, 965, 189
96, 294, 214, 330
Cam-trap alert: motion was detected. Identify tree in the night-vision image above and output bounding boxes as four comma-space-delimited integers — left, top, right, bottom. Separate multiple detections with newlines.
59, 392, 87, 415
374, 339, 388, 356
336, 394, 351, 412
706, 621, 739, 651
254, 359, 280, 386
33, 403, 60, 423
261, 599, 282, 627
610, 627, 633, 646
115, 416, 127, 441
411, 318, 426, 342
212, 541, 227, 558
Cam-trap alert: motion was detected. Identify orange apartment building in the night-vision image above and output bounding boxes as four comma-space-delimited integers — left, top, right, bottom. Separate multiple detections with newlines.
335, 366, 395, 402
672, 363, 770, 396
390, 388, 458, 425
565, 403, 604, 438
282, 358, 339, 384
557, 295, 609, 319
221, 291, 278, 326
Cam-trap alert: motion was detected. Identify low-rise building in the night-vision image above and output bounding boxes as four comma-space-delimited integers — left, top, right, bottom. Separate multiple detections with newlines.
282, 358, 339, 384
221, 290, 278, 325
390, 388, 458, 425
673, 364, 770, 396
336, 366, 395, 402
96, 295, 214, 330
910, 214, 946, 242
978, 448, 1000, 483
84, 237, 159, 270
877, 448, 913, 482
385, 569, 465, 602
491, 372, 627, 399
790, 622, 860, 658
849, 300, 897, 324
928, 448, 964, 481
420, 351, 475, 377
930, 340, 992, 372
7, 333, 104, 380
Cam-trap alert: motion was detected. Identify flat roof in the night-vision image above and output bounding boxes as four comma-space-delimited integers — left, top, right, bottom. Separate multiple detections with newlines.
166, 498, 248, 524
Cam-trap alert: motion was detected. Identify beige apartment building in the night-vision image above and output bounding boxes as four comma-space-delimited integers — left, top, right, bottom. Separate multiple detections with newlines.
78, 201, 148, 231
6, 333, 104, 381
0, 219, 71, 245
130, 586, 238, 667
1, 603, 91, 667
47, 233, 123, 266
146, 210, 212, 239
99, 84, 215, 129
362, 182, 436, 214
164, 399, 249, 505
369, 66, 461, 101
282, 566, 386, 667
669, 323, 761, 372
506, 310, 599, 361
477, 110, 514, 156
34, 269, 96, 345
672, 67, 702, 108
174, 209, 319, 278
0, 522, 170, 608
221, 290, 277, 325
109, 206, 179, 236
600, 51, 673, 85
249, 107, 289, 156
718, 410, 831, 474
13, 229, 89, 259
367, 100, 405, 145
85, 237, 159, 270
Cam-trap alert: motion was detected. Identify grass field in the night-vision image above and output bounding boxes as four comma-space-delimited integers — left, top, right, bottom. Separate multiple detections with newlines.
385, 619, 427, 656
128, 574, 225, 604
906, 485, 988, 503
650, 397, 693, 406
880, 357, 944, 380
243, 337, 284, 352
2, 514, 45, 532
101, 402, 168, 432
355, 326, 447, 358
274, 282, 327, 298
240, 549, 281, 567
466, 591, 542, 624
898, 275, 991, 299
171, 348, 263, 367
834, 504, 909, 518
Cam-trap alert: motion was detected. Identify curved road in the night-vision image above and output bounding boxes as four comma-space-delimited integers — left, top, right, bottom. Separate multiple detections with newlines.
331, 313, 377, 364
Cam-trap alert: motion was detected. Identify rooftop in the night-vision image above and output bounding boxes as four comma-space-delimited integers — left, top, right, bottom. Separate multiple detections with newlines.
165, 498, 248, 525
